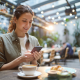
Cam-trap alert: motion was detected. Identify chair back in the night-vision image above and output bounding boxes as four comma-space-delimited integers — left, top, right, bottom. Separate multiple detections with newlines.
73, 47, 76, 54
78, 50, 80, 62
65, 47, 69, 58
50, 50, 55, 61
40, 51, 44, 65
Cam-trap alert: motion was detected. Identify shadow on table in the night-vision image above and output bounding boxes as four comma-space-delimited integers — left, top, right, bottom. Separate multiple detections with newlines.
42, 74, 76, 80
17, 76, 38, 80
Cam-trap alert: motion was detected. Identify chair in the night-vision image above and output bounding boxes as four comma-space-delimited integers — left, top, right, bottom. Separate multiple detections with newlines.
61, 47, 69, 65
78, 50, 80, 62
42, 50, 55, 66
40, 51, 44, 66
54, 47, 69, 65
73, 47, 76, 59
65, 47, 69, 58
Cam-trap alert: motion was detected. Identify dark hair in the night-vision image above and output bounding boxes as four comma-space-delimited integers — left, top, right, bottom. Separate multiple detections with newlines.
63, 42, 66, 45
8, 5, 34, 33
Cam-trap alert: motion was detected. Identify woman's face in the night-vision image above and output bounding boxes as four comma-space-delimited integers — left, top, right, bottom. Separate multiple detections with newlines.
15, 12, 33, 34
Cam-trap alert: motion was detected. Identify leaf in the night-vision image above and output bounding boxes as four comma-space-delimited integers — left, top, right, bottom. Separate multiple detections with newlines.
66, 18, 69, 22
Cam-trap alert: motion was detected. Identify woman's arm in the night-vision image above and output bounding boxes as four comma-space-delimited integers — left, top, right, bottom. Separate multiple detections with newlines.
0, 56, 23, 71
0, 54, 34, 71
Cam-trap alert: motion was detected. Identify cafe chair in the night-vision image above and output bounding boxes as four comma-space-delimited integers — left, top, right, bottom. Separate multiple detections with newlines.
60, 47, 69, 65
54, 47, 69, 65
42, 50, 55, 66
72, 47, 76, 59
40, 51, 45, 66
78, 50, 80, 62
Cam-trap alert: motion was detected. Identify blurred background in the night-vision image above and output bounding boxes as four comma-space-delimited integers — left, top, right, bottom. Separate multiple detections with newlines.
1, 0, 80, 76
0, 0, 80, 48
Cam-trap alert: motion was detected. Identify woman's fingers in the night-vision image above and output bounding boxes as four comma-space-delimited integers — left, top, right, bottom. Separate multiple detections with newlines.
22, 51, 41, 62
25, 54, 33, 56
33, 51, 41, 60
25, 54, 34, 58
34, 53, 38, 60
21, 54, 34, 62
25, 58, 33, 62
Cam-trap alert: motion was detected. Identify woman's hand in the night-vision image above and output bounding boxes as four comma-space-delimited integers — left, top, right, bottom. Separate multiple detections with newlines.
31, 51, 42, 65
33, 51, 41, 60
21, 54, 34, 62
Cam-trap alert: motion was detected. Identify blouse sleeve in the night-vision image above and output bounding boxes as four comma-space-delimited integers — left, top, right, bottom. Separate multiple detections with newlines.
0, 37, 6, 68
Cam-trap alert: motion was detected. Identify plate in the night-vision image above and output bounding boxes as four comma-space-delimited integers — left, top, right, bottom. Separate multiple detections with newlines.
45, 67, 76, 74
17, 71, 42, 78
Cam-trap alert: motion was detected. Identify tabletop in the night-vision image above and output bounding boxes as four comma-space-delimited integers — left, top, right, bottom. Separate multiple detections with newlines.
41, 48, 62, 53
0, 67, 80, 80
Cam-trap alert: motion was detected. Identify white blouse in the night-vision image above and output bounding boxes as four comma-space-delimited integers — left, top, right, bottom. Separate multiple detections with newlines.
18, 35, 27, 55
18, 35, 30, 65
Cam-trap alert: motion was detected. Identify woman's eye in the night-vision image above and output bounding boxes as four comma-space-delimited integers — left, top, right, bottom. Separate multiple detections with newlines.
22, 20, 26, 22
29, 22, 32, 23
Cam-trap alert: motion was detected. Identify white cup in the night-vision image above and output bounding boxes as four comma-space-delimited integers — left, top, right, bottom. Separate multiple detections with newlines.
18, 64, 37, 76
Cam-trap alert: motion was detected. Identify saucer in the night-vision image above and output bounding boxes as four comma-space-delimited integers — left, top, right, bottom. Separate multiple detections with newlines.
48, 70, 58, 77
17, 71, 42, 78
45, 67, 76, 74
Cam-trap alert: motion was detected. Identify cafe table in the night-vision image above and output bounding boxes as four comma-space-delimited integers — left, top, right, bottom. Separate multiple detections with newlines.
41, 47, 62, 53
0, 66, 80, 80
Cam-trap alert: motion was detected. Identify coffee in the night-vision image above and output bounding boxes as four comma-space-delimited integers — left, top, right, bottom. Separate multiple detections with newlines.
18, 64, 37, 76
22, 65, 36, 67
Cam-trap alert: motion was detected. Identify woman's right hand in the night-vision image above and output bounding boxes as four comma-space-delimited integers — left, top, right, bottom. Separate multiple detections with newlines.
21, 54, 34, 62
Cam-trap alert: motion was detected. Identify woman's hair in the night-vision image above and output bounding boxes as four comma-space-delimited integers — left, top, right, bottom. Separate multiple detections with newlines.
8, 5, 34, 33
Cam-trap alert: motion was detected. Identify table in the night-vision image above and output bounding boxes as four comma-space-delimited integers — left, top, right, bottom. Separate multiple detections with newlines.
41, 48, 62, 53
0, 67, 80, 80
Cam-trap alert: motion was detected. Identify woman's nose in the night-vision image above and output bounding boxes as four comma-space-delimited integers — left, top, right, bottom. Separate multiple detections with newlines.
26, 22, 29, 27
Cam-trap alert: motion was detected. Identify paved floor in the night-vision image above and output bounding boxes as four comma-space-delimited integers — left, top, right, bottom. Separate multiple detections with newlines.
43, 53, 80, 68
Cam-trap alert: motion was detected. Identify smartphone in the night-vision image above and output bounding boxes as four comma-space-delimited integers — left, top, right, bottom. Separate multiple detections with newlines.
31, 46, 43, 53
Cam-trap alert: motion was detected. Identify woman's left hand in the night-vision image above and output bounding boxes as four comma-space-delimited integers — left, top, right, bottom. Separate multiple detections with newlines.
33, 51, 41, 60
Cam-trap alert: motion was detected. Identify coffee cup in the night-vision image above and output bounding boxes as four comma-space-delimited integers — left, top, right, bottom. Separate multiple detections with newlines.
18, 64, 37, 76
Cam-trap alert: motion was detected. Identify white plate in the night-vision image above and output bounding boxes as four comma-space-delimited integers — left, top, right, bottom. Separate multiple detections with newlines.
45, 67, 76, 74
17, 71, 42, 78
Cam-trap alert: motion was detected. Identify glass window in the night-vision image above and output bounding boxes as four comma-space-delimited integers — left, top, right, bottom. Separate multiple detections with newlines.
21, 0, 48, 6
7, 0, 17, 5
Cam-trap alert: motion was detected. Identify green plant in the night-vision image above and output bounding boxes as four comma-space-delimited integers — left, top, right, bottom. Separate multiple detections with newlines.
30, 31, 60, 47
51, 32, 59, 41
42, 32, 60, 47
73, 20, 80, 47
30, 31, 44, 46
62, 18, 69, 42
0, 27, 7, 34
64, 27, 69, 35
63, 18, 69, 35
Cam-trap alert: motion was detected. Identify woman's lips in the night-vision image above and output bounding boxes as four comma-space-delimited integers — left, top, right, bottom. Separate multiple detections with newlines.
23, 27, 28, 30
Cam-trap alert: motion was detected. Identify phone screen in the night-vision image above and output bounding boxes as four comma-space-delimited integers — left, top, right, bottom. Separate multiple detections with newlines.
31, 46, 43, 53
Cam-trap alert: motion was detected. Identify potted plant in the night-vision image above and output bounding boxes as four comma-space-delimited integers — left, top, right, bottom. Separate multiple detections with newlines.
63, 18, 69, 42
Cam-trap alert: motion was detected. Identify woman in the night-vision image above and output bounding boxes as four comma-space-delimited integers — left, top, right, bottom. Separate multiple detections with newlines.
0, 5, 41, 70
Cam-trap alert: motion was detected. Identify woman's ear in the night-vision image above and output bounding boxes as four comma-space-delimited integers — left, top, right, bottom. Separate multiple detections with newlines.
14, 17, 17, 23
